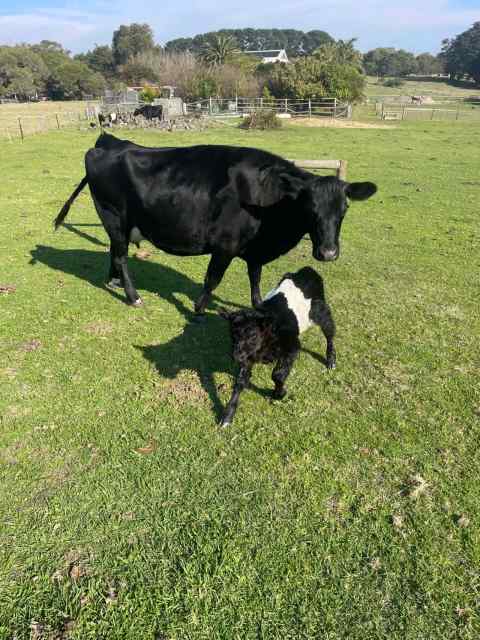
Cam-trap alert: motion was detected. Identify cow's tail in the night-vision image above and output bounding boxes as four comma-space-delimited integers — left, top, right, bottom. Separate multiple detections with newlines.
53, 175, 89, 230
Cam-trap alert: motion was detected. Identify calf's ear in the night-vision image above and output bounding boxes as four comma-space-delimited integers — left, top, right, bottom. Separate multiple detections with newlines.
345, 182, 377, 201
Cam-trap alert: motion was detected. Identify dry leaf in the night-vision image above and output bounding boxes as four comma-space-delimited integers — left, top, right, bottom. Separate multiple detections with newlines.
134, 439, 158, 455
136, 249, 151, 260
407, 474, 428, 499
0, 284, 16, 294
392, 514, 404, 529
19, 339, 42, 352
370, 557, 381, 571
69, 563, 87, 580
457, 515, 470, 528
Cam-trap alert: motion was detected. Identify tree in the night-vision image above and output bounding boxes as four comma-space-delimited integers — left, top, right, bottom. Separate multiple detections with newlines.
267, 56, 365, 101
47, 60, 105, 99
76, 45, 115, 78
313, 39, 363, 71
0, 46, 48, 98
441, 22, 480, 83
112, 23, 155, 66
363, 47, 418, 77
415, 53, 444, 76
200, 34, 239, 66
165, 28, 333, 58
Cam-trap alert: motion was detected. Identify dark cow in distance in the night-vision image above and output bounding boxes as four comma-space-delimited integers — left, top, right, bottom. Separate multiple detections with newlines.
133, 105, 163, 120
54, 133, 377, 315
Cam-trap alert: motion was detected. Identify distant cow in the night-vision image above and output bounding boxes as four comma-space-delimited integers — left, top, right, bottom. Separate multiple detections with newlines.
54, 133, 377, 315
98, 112, 117, 127
133, 105, 163, 120
218, 266, 335, 426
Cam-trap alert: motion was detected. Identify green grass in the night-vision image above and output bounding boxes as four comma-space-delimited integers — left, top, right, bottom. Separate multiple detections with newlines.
364, 75, 479, 98
1, 121, 479, 639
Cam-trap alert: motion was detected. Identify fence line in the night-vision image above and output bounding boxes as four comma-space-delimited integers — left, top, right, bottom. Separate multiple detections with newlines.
0, 105, 99, 141
184, 97, 351, 119
377, 101, 480, 121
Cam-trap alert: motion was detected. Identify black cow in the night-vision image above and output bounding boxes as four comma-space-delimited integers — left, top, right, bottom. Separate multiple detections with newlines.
218, 266, 335, 426
133, 105, 163, 120
54, 133, 377, 315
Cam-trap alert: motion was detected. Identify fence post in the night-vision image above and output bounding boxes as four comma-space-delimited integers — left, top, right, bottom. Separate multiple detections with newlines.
308, 99, 312, 118
235, 95, 239, 113
334, 98, 337, 119
456, 106, 460, 121
284, 98, 288, 113
431, 109, 435, 120
338, 160, 348, 181
402, 105, 406, 120
17, 117, 24, 141
55, 114, 60, 129
209, 97, 212, 115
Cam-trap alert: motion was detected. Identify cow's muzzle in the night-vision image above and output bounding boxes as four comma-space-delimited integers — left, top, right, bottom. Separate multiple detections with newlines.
314, 247, 338, 262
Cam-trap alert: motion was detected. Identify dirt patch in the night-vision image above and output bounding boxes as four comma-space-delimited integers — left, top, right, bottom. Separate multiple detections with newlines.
156, 369, 208, 405
0, 284, 16, 294
288, 118, 394, 129
18, 339, 42, 352
84, 321, 114, 336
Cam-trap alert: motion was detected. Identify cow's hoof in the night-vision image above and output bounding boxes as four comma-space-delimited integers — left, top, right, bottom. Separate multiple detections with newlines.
326, 360, 336, 370
106, 278, 122, 289
219, 419, 231, 428
192, 314, 207, 324
131, 298, 143, 307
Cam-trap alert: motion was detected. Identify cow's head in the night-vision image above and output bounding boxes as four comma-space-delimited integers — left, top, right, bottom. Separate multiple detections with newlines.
306, 177, 377, 261
255, 166, 377, 261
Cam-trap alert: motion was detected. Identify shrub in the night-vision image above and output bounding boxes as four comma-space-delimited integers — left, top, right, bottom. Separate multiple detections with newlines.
382, 78, 404, 88
239, 109, 281, 130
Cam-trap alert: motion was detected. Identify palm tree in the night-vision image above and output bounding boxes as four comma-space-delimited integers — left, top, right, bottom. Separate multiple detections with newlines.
200, 35, 239, 67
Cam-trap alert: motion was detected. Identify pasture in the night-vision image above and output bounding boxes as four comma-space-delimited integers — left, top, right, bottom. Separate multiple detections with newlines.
0, 121, 479, 639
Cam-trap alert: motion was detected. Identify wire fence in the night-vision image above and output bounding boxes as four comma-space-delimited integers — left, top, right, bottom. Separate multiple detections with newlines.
376, 102, 480, 121
0, 104, 98, 141
184, 97, 351, 119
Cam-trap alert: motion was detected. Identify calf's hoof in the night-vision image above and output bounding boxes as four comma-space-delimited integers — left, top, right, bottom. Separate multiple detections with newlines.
326, 359, 336, 370
219, 419, 231, 428
272, 388, 287, 400
130, 297, 143, 307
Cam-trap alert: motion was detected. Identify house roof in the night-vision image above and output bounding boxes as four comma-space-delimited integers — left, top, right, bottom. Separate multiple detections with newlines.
244, 50, 285, 56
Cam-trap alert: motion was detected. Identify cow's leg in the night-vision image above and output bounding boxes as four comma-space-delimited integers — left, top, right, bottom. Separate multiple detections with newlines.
194, 253, 232, 317
247, 262, 262, 308
107, 240, 141, 305
107, 246, 122, 289
220, 365, 252, 427
311, 299, 336, 369
272, 348, 299, 399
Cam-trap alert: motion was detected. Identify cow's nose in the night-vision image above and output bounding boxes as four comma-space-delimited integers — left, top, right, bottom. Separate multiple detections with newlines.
320, 248, 338, 261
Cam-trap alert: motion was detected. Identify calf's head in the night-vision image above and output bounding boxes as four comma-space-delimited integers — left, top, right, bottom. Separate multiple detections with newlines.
307, 177, 377, 261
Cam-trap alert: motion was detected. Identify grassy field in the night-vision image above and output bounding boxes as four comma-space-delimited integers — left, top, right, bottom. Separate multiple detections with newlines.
0, 101, 97, 139
0, 121, 479, 639
365, 75, 480, 98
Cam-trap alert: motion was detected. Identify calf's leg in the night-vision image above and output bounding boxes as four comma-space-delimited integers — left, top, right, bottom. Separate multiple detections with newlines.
272, 348, 299, 399
220, 365, 252, 427
311, 300, 336, 369
195, 252, 232, 317
107, 246, 122, 288
247, 262, 262, 308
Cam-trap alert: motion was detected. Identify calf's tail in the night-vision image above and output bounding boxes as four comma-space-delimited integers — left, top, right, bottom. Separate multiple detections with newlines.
53, 175, 88, 230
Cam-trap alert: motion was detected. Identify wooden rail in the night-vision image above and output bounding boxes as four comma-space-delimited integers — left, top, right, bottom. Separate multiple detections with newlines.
289, 159, 348, 180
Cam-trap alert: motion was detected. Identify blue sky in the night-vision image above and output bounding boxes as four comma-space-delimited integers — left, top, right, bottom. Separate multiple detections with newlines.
0, 0, 478, 54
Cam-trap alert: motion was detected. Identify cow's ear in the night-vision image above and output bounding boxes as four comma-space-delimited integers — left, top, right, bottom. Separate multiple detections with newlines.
278, 173, 306, 200
345, 182, 377, 201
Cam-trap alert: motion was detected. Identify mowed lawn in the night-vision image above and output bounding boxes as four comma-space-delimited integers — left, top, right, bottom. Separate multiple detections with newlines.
0, 121, 479, 639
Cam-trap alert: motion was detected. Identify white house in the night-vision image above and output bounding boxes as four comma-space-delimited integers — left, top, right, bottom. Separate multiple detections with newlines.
243, 49, 289, 64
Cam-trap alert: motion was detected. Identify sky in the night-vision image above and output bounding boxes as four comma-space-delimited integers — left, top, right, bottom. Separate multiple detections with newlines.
0, 0, 478, 54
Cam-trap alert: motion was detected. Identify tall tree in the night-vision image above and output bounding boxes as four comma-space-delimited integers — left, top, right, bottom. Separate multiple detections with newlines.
165, 28, 333, 58
76, 45, 115, 78
200, 34, 239, 66
112, 23, 155, 66
415, 53, 443, 76
441, 22, 480, 83
363, 48, 418, 77
314, 39, 363, 71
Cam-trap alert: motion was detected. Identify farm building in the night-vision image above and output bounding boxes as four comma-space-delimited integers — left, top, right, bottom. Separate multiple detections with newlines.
243, 49, 289, 63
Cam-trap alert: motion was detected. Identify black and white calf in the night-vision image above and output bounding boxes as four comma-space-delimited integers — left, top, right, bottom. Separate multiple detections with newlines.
219, 266, 335, 427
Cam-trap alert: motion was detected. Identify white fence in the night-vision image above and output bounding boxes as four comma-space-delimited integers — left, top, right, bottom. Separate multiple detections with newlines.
185, 97, 351, 119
